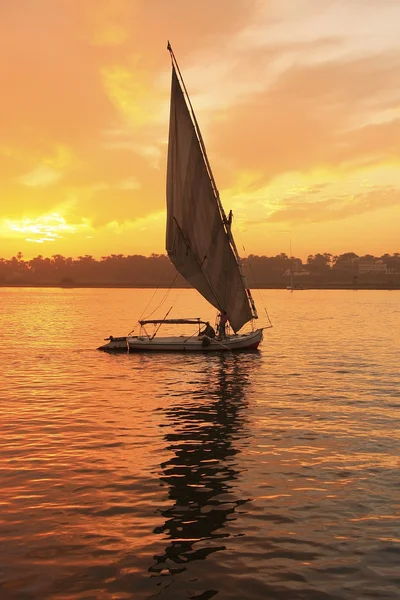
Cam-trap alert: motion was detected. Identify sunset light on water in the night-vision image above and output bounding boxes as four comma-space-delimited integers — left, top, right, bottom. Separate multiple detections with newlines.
1, 289, 400, 598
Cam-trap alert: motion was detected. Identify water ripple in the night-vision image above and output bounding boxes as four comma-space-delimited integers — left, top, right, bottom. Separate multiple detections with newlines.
0, 288, 399, 599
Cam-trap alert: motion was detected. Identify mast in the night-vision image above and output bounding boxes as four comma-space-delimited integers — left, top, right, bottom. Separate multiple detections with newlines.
167, 42, 258, 321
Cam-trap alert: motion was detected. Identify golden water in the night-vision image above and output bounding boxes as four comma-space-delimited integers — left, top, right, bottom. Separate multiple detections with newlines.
1, 288, 399, 599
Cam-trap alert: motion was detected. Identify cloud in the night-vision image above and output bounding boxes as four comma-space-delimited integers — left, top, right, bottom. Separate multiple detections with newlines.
102, 129, 164, 168
100, 63, 159, 126
1, 0, 400, 259
265, 185, 400, 224
116, 177, 141, 190
239, 0, 400, 59
209, 51, 400, 191
78, 0, 132, 47
17, 165, 63, 187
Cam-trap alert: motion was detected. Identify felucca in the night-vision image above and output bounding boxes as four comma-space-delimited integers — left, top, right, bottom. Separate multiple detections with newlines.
99, 44, 270, 352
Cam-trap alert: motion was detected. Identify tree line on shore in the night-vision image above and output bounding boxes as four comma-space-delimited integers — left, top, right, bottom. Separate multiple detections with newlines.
1, 251, 399, 287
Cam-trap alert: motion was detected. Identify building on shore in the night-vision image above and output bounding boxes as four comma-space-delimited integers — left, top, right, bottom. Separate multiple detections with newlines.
357, 259, 387, 274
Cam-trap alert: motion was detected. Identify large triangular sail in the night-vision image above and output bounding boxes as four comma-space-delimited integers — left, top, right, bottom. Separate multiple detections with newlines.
166, 52, 256, 332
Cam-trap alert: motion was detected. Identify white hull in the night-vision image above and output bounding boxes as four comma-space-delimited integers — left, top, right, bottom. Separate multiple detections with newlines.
99, 330, 263, 352
127, 329, 263, 352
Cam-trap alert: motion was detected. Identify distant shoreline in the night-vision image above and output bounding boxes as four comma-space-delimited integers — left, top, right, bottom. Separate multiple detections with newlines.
1, 283, 399, 291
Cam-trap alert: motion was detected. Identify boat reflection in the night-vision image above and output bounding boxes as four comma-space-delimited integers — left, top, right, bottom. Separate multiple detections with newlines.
149, 353, 260, 579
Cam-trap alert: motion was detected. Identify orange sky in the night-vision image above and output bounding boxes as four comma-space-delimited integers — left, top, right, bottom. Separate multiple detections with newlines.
1, 0, 399, 260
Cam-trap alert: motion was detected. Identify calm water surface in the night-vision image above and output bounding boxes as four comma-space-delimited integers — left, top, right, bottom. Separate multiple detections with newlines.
1, 288, 399, 599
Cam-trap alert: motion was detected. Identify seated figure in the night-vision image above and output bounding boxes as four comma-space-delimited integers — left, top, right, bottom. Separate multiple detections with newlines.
199, 322, 215, 339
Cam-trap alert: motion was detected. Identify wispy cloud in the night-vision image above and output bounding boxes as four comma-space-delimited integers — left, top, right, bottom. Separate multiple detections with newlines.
102, 129, 164, 168
265, 185, 400, 224
17, 165, 62, 187
100, 63, 159, 126
116, 177, 141, 190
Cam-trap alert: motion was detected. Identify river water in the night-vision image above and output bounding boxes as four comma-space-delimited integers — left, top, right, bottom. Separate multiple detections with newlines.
1, 288, 399, 599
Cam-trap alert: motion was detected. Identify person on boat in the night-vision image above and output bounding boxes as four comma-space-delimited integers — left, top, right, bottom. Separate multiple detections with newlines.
199, 322, 215, 339
217, 310, 228, 339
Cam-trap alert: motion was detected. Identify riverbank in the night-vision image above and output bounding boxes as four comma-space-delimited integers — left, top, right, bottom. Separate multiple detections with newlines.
1, 282, 399, 290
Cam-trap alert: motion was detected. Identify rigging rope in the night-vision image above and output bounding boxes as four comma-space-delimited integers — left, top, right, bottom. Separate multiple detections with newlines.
237, 235, 273, 329
143, 271, 180, 319
129, 270, 180, 335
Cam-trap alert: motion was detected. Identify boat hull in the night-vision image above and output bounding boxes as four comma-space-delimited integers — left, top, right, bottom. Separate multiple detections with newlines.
98, 329, 263, 352
127, 329, 263, 352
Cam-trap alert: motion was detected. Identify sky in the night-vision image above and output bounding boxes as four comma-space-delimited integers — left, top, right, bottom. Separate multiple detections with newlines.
1, 0, 400, 261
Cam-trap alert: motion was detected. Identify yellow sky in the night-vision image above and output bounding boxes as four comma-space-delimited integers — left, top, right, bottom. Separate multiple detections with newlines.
1, 0, 399, 260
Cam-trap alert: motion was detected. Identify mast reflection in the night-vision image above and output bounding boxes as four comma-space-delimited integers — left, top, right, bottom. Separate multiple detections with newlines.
149, 353, 260, 577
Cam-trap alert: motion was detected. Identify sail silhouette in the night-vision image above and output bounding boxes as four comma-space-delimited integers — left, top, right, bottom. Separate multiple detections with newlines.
166, 66, 253, 333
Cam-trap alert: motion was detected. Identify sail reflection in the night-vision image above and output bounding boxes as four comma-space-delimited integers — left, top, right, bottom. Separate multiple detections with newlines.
149, 353, 260, 578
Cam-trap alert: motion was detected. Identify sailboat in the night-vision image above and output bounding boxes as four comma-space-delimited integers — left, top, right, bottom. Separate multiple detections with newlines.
99, 44, 267, 353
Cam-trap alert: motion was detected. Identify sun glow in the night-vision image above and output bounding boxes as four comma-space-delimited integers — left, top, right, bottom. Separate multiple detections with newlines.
3, 213, 83, 244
